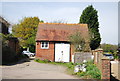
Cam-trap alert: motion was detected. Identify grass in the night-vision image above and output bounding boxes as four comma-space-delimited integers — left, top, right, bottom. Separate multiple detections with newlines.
34, 59, 101, 79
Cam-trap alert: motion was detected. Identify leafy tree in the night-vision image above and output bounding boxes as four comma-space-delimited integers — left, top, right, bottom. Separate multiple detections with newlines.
68, 32, 85, 52
100, 43, 118, 53
12, 17, 42, 52
79, 5, 101, 50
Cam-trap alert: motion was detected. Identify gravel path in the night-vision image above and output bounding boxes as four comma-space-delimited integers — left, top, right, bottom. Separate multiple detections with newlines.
2, 60, 79, 79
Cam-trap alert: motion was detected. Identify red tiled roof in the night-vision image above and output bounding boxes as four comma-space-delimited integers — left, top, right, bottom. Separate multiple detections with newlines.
36, 23, 89, 42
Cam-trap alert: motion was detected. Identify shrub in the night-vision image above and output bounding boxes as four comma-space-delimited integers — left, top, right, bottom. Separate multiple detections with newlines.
74, 60, 101, 79
84, 60, 101, 79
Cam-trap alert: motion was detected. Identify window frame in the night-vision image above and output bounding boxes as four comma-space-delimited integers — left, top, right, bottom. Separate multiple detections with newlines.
41, 42, 49, 49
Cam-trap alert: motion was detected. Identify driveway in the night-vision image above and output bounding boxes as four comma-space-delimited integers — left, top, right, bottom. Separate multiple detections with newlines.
2, 58, 79, 79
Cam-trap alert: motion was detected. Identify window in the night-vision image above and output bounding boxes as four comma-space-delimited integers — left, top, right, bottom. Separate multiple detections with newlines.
41, 42, 49, 49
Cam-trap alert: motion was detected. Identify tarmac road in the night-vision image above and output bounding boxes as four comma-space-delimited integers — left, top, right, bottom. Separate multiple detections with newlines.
2, 58, 79, 79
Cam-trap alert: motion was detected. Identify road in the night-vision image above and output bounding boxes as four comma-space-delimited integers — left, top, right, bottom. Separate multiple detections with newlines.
2, 58, 79, 79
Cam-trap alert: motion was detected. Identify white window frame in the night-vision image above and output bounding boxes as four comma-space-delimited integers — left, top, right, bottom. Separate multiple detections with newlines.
41, 42, 49, 49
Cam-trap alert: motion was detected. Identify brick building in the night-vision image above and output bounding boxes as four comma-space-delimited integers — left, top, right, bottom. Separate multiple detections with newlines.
36, 23, 90, 62
1, 17, 20, 63
0, 16, 10, 34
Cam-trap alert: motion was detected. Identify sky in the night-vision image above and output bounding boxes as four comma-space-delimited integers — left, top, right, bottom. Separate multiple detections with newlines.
0, 1, 119, 45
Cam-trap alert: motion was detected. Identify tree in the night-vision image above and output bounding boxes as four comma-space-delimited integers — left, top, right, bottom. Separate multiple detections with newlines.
101, 43, 118, 53
79, 5, 101, 50
12, 17, 42, 52
68, 32, 85, 52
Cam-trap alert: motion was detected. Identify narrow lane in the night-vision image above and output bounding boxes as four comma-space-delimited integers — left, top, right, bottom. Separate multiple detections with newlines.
2, 59, 79, 79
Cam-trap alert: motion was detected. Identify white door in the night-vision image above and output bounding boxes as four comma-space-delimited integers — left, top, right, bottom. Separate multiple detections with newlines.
55, 43, 70, 62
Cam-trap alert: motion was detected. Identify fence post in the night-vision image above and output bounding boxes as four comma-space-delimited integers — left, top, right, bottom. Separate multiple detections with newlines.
101, 56, 111, 80
93, 48, 103, 71
93, 50, 98, 64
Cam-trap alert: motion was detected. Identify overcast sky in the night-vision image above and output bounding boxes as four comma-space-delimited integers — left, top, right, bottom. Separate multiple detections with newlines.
1, 1, 118, 45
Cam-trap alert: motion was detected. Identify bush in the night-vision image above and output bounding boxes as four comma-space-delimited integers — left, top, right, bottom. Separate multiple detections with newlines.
86, 67, 101, 79
72, 60, 101, 79
77, 72, 86, 77
83, 60, 101, 79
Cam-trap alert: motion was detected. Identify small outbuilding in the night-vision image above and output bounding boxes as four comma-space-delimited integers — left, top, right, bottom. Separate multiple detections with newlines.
35, 23, 90, 62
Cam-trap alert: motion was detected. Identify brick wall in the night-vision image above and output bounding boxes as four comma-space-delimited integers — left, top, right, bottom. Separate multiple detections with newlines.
36, 41, 74, 62
36, 41, 55, 61
93, 48, 111, 80
93, 48, 103, 71
101, 57, 110, 80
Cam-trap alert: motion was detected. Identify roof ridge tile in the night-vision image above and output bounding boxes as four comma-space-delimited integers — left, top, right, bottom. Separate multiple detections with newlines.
39, 22, 87, 26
